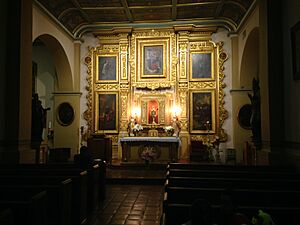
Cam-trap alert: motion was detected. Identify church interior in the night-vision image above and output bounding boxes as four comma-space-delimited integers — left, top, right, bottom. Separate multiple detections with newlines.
1, 0, 300, 225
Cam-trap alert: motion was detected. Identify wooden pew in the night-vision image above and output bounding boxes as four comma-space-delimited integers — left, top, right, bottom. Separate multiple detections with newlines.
0, 167, 87, 225
164, 186, 300, 207
167, 162, 295, 173
0, 162, 104, 213
0, 176, 72, 225
166, 168, 300, 179
0, 208, 13, 225
163, 203, 300, 225
165, 176, 300, 190
0, 188, 47, 225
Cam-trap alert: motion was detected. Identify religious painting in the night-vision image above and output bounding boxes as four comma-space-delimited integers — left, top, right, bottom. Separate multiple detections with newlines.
190, 90, 216, 133
97, 55, 118, 82
237, 104, 252, 130
144, 45, 163, 75
57, 102, 75, 126
291, 20, 300, 80
190, 52, 213, 80
96, 93, 118, 133
139, 42, 167, 79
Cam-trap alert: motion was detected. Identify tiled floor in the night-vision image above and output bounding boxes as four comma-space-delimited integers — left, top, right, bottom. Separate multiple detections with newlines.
87, 164, 166, 225
88, 184, 164, 225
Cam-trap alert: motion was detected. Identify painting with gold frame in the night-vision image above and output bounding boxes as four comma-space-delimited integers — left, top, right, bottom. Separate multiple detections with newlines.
189, 52, 214, 80
95, 92, 118, 133
96, 55, 118, 82
190, 90, 216, 133
139, 41, 168, 79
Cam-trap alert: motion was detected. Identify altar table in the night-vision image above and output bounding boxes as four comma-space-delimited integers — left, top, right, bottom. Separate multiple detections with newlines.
119, 137, 180, 163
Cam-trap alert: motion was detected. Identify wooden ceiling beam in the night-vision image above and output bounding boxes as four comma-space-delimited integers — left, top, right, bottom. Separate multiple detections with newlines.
121, 0, 133, 22
172, 0, 177, 21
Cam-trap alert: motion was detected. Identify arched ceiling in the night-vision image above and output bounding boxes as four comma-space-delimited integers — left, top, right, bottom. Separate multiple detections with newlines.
35, 0, 256, 38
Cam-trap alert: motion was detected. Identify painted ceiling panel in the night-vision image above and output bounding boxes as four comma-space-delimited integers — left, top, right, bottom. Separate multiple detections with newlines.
35, 0, 256, 37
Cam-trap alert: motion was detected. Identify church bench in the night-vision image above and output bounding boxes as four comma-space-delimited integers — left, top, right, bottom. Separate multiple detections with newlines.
164, 186, 300, 207
166, 168, 300, 179
0, 169, 88, 225
167, 162, 296, 173
0, 177, 72, 225
163, 203, 300, 225
0, 189, 47, 225
0, 207, 13, 225
0, 162, 105, 212
165, 176, 300, 190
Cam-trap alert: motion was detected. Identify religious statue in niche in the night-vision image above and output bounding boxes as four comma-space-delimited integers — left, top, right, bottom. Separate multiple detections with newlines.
248, 78, 262, 150
148, 100, 158, 124
151, 106, 157, 124
31, 93, 50, 143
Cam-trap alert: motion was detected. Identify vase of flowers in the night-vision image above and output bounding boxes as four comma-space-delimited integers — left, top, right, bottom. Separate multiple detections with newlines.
133, 123, 143, 136
164, 125, 174, 136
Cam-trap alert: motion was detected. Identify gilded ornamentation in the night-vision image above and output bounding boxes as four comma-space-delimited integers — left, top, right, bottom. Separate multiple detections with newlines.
133, 82, 172, 90
189, 82, 216, 89
95, 84, 119, 91
98, 44, 119, 53
190, 41, 214, 51
216, 41, 228, 141
83, 50, 94, 136
83, 28, 229, 159
179, 42, 188, 79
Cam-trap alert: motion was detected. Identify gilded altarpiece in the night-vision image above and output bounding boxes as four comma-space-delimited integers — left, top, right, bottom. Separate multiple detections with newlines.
84, 28, 228, 161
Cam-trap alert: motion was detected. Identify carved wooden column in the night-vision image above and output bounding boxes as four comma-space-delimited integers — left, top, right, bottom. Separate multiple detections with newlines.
118, 32, 131, 160
119, 33, 130, 136
177, 31, 190, 160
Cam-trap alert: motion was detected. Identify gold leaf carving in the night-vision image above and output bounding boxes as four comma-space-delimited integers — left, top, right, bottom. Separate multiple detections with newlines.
189, 82, 216, 89
133, 82, 172, 90
95, 84, 119, 91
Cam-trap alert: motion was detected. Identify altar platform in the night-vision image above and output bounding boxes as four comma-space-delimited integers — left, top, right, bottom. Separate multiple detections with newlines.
119, 136, 180, 163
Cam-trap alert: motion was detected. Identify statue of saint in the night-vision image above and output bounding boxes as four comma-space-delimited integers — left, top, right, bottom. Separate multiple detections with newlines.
172, 116, 181, 137
151, 106, 157, 124
248, 78, 262, 149
31, 94, 50, 142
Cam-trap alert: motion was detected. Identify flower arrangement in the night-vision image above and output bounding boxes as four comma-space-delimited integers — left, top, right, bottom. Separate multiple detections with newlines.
133, 123, 143, 132
164, 125, 174, 136
132, 123, 143, 136
140, 146, 157, 162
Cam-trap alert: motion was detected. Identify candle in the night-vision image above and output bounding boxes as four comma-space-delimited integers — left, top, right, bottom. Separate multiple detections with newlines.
48, 121, 52, 129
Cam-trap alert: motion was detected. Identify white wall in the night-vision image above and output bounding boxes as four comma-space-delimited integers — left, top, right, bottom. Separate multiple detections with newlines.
33, 45, 55, 140
32, 4, 75, 89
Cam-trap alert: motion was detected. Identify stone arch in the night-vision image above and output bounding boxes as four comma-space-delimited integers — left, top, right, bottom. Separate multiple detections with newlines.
34, 34, 73, 91
240, 27, 259, 89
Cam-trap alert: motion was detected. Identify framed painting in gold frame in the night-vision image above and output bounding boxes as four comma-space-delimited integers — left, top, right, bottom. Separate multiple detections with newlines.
95, 92, 118, 133
189, 52, 214, 80
190, 90, 216, 134
138, 40, 168, 79
96, 54, 118, 82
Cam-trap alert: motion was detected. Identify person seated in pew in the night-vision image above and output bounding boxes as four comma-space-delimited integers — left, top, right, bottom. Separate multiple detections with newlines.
251, 210, 275, 225
74, 145, 93, 169
219, 190, 251, 225
181, 198, 215, 225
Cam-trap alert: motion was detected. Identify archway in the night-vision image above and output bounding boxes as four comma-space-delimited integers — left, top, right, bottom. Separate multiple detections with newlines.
32, 34, 76, 162
240, 27, 259, 89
